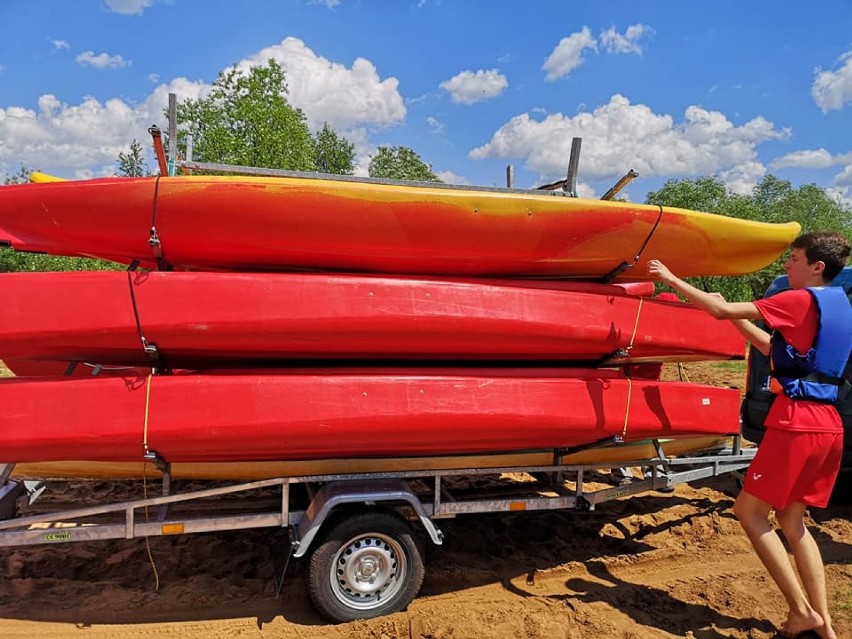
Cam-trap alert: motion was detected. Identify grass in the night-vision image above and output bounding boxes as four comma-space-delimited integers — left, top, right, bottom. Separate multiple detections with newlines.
707, 359, 748, 372
836, 587, 852, 622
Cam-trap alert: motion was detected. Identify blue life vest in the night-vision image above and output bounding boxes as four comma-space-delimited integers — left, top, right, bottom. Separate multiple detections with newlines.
770, 286, 852, 403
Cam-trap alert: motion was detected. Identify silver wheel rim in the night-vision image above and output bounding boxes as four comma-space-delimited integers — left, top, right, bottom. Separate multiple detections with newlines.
329, 532, 408, 611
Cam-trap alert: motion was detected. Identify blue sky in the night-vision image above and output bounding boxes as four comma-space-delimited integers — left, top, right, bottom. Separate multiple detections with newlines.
1, 0, 851, 205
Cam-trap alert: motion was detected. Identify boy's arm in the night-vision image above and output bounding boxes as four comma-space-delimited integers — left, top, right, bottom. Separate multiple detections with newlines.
647, 260, 763, 320
730, 318, 771, 356
647, 260, 771, 355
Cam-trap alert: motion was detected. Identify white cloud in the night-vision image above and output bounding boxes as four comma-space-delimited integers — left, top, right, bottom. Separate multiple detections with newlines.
812, 51, 852, 112
835, 164, 852, 187
470, 94, 788, 186
771, 148, 852, 170
240, 37, 406, 130
52, 40, 70, 51
0, 96, 146, 178
76, 51, 130, 69
772, 148, 837, 169
826, 186, 852, 209
576, 182, 597, 199
104, 0, 155, 15
427, 116, 445, 134
0, 77, 207, 178
148, 73, 160, 83
719, 161, 766, 195
542, 27, 597, 82
440, 69, 508, 105
542, 25, 651, 82
599, 24, 652, 55
437, 170, 469, 185
0, 38, 404, 178
308, 0, 341, 7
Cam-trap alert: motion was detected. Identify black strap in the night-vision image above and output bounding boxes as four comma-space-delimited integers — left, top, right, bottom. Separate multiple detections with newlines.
770, 369, 846, 386
148, 176, 170, 271
126, 270, 162, 367
602, 204, 664, 282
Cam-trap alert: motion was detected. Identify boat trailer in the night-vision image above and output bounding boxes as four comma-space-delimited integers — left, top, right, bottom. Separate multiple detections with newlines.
0, 440, 755, 622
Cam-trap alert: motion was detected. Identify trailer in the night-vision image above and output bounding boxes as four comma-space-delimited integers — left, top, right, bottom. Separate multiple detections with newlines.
0, 439, 755, 623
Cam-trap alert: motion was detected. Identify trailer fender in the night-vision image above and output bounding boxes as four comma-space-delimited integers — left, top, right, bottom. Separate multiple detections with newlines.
292, 479, 443, 558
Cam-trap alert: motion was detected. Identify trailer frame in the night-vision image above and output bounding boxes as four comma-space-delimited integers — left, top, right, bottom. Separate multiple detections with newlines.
0, 440, 755, 621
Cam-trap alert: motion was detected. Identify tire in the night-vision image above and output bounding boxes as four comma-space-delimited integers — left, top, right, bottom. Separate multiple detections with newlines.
307, 509, 425, 623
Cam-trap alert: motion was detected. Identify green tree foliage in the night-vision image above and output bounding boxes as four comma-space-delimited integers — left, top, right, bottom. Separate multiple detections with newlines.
313, 123, 355, 175
368, 146, 441, 182
116, 139, 150, 177
175, 59, 316, 171
2, 165, 33, 185
646, 175, 852, 301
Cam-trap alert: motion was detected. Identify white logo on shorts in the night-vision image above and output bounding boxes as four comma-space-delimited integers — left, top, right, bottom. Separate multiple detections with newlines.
752, 473, 763, 481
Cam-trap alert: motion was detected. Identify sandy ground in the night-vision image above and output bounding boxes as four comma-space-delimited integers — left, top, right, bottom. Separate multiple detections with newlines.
1, 362, 850, 639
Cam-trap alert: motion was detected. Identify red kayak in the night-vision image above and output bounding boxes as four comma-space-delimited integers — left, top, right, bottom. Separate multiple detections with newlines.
0, 368, 741, 463
0, 272, 743, 367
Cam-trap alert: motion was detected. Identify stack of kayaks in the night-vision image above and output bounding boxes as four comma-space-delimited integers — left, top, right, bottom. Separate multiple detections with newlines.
0, 173, 801, 479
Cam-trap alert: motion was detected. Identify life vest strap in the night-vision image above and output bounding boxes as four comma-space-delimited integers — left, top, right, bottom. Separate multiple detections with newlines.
770, 370, 846, 386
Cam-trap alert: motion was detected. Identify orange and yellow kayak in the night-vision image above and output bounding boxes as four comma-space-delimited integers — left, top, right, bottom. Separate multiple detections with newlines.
0, 174, 800, 278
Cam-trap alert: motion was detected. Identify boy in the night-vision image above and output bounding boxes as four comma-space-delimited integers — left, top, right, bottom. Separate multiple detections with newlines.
647, 231, 851, 639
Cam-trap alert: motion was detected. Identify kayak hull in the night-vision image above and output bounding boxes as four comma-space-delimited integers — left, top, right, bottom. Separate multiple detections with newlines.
0, 368, 741, 464
10, 436, 732, 480
0, 272, 744, 367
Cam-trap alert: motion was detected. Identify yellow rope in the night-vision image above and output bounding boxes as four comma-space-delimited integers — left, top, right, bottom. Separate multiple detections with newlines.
626, 297, 644, 354
619, 298, 643, 439
142, 462, 161, 591
622, 376, 633, 439
142, 371, 154, 455
141, 371, 160, 591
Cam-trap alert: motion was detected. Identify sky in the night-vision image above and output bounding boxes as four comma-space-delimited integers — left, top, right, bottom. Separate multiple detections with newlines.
1, 0, 851, 205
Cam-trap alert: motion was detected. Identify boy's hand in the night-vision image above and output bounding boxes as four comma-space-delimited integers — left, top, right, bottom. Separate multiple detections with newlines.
646, 259, 675, 284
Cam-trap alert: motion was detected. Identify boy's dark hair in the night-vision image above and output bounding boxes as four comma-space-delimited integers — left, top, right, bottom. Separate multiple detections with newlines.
791, 231, 852, 281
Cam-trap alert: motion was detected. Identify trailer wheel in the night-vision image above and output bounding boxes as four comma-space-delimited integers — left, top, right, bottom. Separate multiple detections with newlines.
307, 510, 424, 623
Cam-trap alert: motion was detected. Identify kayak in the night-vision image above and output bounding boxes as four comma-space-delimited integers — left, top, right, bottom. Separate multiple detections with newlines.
0, 174, 800, 278
0, 367, 741, 464
10, 436, 732, 480
0, 271, 744, 367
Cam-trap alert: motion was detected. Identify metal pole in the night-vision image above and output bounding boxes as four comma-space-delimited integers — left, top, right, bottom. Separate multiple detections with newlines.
168, 93, 177, 176
185, 133, 194, 175
565, 137, 581, 197
0, 464, 14, 485
600, 169, 639, 201
506, 165, 514, 189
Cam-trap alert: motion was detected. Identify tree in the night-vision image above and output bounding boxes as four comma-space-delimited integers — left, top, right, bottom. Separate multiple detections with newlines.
175, 59, 316, 171
645, 175, 852, 301
646, 176, 730, 214
754, 177, 851, 232
116, 139, 149, 177
2, 165, 33, 185
368, 146, 441, 182
313, 123, 355, 175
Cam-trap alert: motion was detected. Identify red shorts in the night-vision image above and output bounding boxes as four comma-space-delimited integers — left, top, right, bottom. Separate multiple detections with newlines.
743, 428, 843, 509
